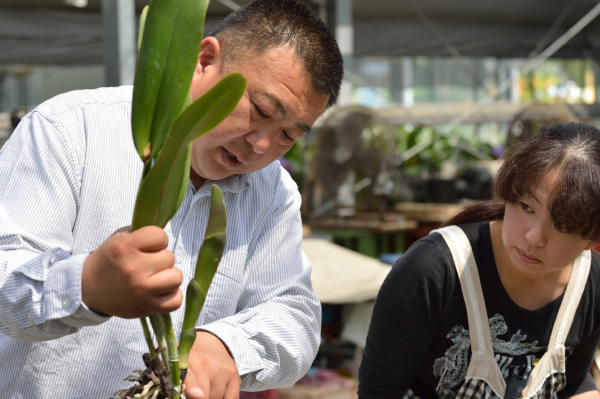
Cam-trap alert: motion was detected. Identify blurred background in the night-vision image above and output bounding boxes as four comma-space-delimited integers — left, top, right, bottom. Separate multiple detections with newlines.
2, 0, 600, 211
3, 1, 600, 397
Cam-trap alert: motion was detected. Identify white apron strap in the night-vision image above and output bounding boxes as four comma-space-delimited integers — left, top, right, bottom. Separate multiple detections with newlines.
434, 226, 507, 397
521, 250, 591, 397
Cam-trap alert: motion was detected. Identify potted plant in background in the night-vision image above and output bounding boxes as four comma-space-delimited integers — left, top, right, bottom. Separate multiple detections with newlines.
396, 124, 498, 203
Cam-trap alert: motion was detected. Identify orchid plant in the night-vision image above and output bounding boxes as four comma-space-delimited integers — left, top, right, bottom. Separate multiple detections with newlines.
113, 1, 246, 398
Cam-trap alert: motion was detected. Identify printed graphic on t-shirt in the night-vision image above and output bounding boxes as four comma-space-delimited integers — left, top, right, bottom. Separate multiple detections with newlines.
433, 313, 544, 398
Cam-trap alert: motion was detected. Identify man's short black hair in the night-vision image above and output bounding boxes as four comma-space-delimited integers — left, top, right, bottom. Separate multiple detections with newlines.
210, 0, 343, 108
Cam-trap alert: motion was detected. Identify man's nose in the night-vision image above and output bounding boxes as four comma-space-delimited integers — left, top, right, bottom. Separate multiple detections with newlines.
245, 129, 273, 154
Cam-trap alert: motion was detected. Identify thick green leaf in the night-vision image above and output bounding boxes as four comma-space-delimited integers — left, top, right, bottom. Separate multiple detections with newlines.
132, 143, 190, 231
137, 5, 148, 52
194, 185, 227, 283
131, 1, 177, 159
131, 0, 208, 160
131, 73, 246, 229
167, 73, 247, 154
178, 185, 226, 368
149, 0, 209, 159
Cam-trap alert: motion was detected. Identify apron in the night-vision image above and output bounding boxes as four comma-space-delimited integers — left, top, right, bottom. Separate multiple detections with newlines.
404, 225, 591, 399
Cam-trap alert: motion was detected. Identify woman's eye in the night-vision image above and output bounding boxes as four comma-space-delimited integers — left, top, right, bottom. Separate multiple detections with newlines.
554, 224, 569, 233
519, 201, 533, 213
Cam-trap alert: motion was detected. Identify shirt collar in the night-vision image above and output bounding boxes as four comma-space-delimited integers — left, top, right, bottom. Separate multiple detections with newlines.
191, 173, 251, 196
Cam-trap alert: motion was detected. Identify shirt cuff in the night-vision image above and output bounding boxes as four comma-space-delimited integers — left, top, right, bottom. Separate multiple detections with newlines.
198, 322, 264, 376
44, 252, 110, 327
61, 302, 110, 327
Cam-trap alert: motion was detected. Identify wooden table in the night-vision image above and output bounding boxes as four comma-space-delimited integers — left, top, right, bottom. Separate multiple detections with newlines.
394, 202, 472, 248
394, 202, 467, 223
306, 212, 417, 258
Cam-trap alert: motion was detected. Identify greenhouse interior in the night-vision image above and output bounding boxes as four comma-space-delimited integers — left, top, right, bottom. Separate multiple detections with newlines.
2, 1, 600, 398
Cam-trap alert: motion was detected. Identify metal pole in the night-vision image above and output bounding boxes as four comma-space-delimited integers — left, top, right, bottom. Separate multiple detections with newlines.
101, 0, 136, 86
335, 0, 353, 105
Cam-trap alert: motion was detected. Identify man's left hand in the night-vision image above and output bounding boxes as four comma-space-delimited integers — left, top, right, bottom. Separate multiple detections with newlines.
184, 331, 241, 399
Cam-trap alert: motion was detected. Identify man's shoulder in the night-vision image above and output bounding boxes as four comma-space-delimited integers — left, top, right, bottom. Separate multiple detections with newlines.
34, 86, 133, 121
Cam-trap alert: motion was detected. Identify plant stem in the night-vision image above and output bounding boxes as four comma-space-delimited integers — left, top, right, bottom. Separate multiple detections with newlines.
161, 313, 181, 399
149, 314, 169, 367
139, 317, 156, 357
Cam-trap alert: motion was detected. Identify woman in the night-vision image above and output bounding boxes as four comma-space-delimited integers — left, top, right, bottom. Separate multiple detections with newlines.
358, 122, 600, 398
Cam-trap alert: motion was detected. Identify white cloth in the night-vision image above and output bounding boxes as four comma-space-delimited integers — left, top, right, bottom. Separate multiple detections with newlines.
0, 86, 321, 397
302, 237, 391, 304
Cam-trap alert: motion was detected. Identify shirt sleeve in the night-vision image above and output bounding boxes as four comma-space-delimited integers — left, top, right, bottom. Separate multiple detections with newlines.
199, 175, 321, 391
358, 236, 455, 398
0, 110, 108, 342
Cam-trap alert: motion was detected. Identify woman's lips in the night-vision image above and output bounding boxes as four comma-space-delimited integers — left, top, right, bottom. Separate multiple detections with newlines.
517, 248, 539, 264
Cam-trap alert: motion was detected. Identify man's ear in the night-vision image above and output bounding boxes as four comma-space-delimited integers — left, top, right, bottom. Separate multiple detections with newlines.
190, 36, 223, 101
195, 36, 222, 74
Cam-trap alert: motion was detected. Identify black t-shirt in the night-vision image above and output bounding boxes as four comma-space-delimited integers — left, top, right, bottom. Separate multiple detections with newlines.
358, 221, 600, 399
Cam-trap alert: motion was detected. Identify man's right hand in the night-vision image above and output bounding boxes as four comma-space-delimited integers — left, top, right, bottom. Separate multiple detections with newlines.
81, 226, 183, 318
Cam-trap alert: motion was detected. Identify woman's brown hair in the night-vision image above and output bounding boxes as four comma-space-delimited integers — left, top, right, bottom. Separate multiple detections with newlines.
443, 122, 600, 240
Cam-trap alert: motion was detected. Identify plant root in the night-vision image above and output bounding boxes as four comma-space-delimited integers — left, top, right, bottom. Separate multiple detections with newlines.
112, 352, 177, 399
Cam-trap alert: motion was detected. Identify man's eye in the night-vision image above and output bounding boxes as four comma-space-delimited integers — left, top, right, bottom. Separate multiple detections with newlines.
282, 130, 294, 143
254, 103, 268, 118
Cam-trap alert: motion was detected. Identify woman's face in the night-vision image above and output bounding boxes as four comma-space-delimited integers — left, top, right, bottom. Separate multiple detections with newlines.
500, 170, 597, 277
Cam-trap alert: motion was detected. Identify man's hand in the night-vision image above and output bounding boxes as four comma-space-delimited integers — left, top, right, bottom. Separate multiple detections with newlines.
81, 225, 183, 318
184, 331, 241, 399
569, 390, 600, 399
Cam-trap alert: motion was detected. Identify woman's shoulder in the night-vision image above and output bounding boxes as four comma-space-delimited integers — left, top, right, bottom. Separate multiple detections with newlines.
591, 249, 600, 265
389, 221, 494, 292
424, 221, 492, 259
589, 250, 600, 282
388, 230, 457, 289
575, 250, 600, 318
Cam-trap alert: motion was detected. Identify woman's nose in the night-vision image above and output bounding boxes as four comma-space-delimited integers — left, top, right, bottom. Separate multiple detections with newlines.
525, 224, 547, 247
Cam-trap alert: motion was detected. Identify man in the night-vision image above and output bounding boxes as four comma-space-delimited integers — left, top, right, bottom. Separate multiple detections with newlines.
0, 0, 343, 398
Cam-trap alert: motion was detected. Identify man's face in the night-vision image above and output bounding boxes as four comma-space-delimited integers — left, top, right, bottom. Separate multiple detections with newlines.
188, 40, 330, 188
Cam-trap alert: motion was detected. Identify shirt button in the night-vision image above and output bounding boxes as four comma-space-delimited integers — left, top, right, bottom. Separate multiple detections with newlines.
62, 299, 70, 308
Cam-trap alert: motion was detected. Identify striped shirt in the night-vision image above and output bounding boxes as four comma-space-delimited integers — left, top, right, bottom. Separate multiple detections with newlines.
0, 86, 321, 398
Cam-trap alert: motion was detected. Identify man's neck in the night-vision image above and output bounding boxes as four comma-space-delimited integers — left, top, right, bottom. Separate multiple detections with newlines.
189, 170, 206, 191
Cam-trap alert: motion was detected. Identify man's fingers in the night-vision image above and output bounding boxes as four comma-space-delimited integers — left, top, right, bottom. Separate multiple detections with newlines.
224, 377, 241, 399
185, 370, 208, 399
112, 225, 132, 235
126, 225, 170, 252
149, 289, 184, 314
144, 268, 184, 313
207, 378, 229, 399
186, 386, 206, 399
145, 260, 182, 290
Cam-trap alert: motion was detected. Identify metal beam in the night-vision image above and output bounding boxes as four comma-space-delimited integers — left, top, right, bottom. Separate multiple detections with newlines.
335, 0, 353, 105
101, 0, 136, 86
